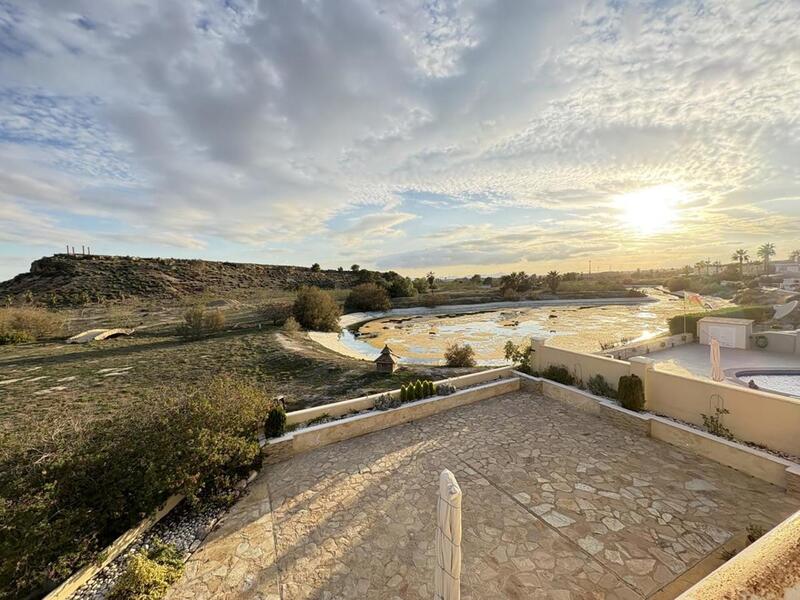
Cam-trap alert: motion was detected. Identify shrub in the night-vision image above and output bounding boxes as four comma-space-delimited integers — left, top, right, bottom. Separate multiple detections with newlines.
292, 286, 341, 332
618, 375, 645, 411
587, 374, 617, 399
109, 540, 184, 600
414, 380, 424, 399
701, 407, 733, 440
374, 393, 400, 411
388, 277, 416, 298
344, 283, 391, 312
425, 381, 435, 396
0, 376, 271, 599
265, 405, 287, 438
668, 305, 772, 336
0, 307, 63, 344
311, 263, 321, 272
541, 365, 574, 385
504, 341, 534, 372
282, 315, 301, 334
400, 385, 408, 403
436, 382, 457, 396
444, 343, 476, 367
176, 307, 225, 340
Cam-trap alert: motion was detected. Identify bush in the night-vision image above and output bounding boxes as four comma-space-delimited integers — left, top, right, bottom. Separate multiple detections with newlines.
587, 374, 617, 399
0, 377, 272, 599
265, 405, 287, 438
414, 380, 424, 399
388, 277, 416, 298
292, 286, 341, 332
541, 365, 574, 385
374, 393, 400, 411
0, 307, 63, 344
667, 305, 772, 336
504, 341, 534, 372
344, 283, 391, 312
618, 375, 645, 411
282, 315, 301, 334
176, 307, 225, 340
436, 382, 457, 396
109, 540, 184, 600
701, 407, 733, 440
444, 343, 476, 367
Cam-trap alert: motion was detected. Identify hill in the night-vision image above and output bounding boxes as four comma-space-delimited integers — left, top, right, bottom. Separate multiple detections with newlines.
0, 254, 369, 305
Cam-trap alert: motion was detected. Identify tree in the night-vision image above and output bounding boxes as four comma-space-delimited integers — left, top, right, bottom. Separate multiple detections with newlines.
444, 343, 476, 367
499, 272, 531, 293
344, 283, 391, 312
292, 286, 341, 331
311, 263, 321, 272
731, 249, 749, 275
350, 264, 360, 272
790, 249, 800, 262
426, 271, 436, 289
545, 271, 561, 293
337, 266, 344, 272
470, 274, 482, 285
388, 277, 416, 298
413, 277, 429, 294
757, 243, 776, 274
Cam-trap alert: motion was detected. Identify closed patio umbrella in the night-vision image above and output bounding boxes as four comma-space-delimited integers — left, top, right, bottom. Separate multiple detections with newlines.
435, 469, 462, 600
710, 337, 724, 382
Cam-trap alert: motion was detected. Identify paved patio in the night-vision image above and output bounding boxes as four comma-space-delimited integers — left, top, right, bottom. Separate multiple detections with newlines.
168, 391, 798, 600
642, 343, 800, 380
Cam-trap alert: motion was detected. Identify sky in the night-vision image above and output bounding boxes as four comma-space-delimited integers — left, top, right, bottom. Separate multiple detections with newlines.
1, 0, 799, 282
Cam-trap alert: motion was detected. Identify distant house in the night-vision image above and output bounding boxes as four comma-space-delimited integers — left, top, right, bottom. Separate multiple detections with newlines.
782, 277, 800, 291
774, 259, 800, 275
374, 345, 401, 373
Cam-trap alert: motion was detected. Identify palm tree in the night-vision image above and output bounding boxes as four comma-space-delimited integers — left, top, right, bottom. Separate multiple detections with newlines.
757, 243, 776, 274
545, 271, 561, 293
731, 249, 749, 275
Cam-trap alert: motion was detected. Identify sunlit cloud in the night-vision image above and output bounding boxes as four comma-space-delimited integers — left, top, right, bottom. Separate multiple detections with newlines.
0, 0, 799, 279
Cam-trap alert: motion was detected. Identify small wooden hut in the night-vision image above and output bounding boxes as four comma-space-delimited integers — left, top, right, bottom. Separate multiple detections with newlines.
374, 344, 401, 373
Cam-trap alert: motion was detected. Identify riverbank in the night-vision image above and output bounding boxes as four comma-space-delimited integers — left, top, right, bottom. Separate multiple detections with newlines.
310, 294, 663, 363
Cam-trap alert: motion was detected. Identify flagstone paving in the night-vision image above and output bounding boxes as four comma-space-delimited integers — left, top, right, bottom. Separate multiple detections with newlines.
167, 390, 798, 600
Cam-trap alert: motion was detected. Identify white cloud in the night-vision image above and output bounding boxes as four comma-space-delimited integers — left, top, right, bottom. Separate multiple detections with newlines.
0, 0, 798, 280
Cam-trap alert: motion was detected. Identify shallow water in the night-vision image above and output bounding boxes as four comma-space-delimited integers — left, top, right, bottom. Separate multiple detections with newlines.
339, 288, 720, 365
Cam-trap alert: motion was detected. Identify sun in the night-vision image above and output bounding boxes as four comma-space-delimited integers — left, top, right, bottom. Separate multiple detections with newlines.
614, 184, 686, 235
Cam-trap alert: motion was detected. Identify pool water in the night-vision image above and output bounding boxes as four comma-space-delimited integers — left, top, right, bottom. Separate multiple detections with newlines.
743, 373, 800, 398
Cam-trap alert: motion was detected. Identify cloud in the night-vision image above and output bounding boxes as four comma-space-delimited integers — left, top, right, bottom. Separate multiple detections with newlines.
0, 0, 798, 280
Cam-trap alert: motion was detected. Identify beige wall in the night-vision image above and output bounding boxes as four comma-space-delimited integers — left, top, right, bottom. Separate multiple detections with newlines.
647, 370, 800, 457
533, 340, 630, 387
698, 320, 751, 349
750, 331, 799, 355
604, 333, 693, 360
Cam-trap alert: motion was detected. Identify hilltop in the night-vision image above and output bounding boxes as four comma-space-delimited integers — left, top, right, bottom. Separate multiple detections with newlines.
0, 254, 369, 305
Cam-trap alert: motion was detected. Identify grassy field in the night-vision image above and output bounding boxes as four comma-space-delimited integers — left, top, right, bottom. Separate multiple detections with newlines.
0, 323, 468, 432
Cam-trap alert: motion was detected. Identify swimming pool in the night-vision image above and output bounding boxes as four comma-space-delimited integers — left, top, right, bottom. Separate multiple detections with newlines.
734, 369, 800, 399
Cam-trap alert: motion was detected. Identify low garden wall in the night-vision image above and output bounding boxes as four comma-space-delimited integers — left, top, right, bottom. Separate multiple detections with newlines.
647, 369, 800, 457
286, 366, 514, 426
267, 376, 521, 464
515, 373, 800, 494
603, 333, 693, 360
531, 340, 630, 386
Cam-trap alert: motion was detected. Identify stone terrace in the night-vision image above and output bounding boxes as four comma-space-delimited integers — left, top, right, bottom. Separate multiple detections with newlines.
167, 390, 799, 600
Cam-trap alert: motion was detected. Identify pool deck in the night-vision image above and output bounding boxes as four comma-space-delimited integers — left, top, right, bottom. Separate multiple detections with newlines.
167, 390, 798, 600
642, 344, 800, 381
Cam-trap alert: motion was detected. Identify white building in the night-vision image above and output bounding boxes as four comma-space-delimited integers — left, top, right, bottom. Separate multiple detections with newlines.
773, 259, 800, 275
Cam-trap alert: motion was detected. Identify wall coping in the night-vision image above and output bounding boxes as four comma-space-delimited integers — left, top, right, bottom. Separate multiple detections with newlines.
515, 372, 800, 489
650, 366, 800, 408
286, 366, 514, 425
272, 377, 518, 446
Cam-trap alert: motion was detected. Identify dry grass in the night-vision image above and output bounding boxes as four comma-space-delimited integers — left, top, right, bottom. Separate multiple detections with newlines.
0, 307, 63, 344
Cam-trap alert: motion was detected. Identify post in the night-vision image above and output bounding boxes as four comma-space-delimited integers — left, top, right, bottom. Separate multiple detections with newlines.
435, 469, 462, 600
530, 337, 548, 373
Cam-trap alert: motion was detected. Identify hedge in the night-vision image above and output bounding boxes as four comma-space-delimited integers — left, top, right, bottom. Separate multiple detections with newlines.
667, 305, 772, 336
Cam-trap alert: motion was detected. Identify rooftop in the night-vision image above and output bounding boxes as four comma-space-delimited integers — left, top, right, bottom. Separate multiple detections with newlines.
167, 389, 798, 600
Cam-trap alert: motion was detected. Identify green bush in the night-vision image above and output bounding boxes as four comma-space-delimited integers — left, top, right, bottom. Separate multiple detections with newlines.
0, 307, 63, 344
400, 385, 408, 402
668, 305, 772, 336
425, 381, 435, 396
541, 365, 575, 385
344, 283, 391, 312
265, 405, 287, 438
618, 375, 645, 411
292, 286, 341, 332
0, 377, 271, 599
444, 343, 476, 367
387, 277, 416, 298
587, 374, 617, 399
109, 540, 184, 600
414, 380, 423, 399
176, 307, 225, 340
